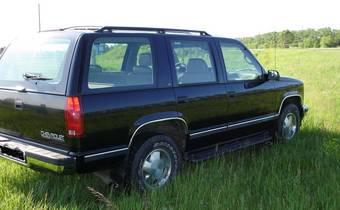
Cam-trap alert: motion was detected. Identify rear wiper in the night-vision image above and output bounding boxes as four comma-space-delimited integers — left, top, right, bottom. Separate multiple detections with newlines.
23, 72, 52, 81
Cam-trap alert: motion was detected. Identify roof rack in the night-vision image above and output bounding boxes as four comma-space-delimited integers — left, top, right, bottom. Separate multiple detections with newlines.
62, 26, 102, 31
41, 26, 102, 32
95, 26, 211, 36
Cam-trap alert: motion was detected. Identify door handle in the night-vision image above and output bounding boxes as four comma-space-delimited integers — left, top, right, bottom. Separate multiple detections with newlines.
14, 86, 26, 92
177, 96, 189, 104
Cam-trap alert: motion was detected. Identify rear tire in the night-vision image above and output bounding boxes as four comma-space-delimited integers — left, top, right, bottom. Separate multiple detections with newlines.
128, 135, 181, 192
276, 103, 301, 140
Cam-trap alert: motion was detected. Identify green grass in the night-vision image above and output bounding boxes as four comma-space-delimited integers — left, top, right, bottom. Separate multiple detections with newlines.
0, 49, 339, 209
95, 44, 127, 71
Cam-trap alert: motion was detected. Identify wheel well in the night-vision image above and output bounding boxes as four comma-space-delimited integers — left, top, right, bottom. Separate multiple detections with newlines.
281, 96, 303, 117
129, 120, 188, 153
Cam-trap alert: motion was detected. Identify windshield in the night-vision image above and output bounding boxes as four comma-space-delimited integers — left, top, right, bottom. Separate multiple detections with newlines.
0, 33, 76, 94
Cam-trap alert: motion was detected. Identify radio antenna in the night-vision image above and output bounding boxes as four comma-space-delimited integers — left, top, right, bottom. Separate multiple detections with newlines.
274, 31, 277, 70
38, 1, 41, 32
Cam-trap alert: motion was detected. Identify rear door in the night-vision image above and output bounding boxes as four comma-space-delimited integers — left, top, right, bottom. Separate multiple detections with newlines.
167, 36, 228, 137
218, 39, 279, 123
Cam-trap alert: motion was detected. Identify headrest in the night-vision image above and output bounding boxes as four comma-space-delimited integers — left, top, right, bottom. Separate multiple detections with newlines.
139, 53, 152, 67
187, 58, 209, 73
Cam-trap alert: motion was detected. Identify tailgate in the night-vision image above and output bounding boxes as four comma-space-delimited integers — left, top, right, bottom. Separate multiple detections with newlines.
0, 90, 73, 150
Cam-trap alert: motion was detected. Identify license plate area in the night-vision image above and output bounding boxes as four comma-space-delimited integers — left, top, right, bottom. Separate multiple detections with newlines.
0, 145, 26, 163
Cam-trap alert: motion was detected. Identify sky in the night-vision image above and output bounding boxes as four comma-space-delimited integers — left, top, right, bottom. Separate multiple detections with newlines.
0, 0, 339, 47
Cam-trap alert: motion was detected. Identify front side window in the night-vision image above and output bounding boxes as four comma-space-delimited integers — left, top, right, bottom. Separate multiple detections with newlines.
220, 42, 263, 81
170, 40, 217, 85
88, 37, 154, 89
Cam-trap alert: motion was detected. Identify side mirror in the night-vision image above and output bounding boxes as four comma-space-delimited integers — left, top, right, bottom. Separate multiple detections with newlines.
267, 70, 280, 81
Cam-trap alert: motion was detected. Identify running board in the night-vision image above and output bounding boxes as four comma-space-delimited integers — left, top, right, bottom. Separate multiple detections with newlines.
185, 131, 272, 163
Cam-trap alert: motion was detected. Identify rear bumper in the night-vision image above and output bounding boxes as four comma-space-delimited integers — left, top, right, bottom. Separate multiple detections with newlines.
0, 135, 75, 174
0, 133, 129, 174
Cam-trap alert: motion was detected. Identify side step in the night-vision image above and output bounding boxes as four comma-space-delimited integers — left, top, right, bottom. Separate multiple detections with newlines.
185, 131, 272, 163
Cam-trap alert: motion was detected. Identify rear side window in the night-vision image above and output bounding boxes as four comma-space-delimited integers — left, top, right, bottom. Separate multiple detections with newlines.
220, 42, 263, 81
170, 40, 216, 85
88, 37, 154, 89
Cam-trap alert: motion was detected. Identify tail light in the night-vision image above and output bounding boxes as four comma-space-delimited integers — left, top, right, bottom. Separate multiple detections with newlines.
65, 96, 84, 138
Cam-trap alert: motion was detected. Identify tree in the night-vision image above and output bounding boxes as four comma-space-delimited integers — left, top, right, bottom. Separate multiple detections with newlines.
240, 27, 339, 49
335, 30, 340, 46
303, 38, 314, 48
320, 36, 336, 48
318, 27, 333, 37
0, 47, 4, 55
280, 30, 295, 48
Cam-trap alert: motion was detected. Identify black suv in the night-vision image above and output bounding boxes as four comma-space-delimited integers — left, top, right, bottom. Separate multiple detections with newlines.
0, 26, 308, 190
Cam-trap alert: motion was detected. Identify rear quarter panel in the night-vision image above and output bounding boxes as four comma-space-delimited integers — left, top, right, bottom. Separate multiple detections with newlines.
78, 34, 178, 152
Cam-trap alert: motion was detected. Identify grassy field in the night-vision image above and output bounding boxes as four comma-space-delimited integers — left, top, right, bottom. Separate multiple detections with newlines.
0, 49, 339, 209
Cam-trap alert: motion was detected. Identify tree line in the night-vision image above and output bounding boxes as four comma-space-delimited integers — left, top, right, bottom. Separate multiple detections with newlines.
240, 27, 340, 49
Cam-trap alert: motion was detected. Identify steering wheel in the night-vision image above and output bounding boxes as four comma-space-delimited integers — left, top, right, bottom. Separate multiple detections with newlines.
233, 68, 254, 72
243, 55, 254, 65
175, 62, 186, 73
89, 64, 102, 72
175, 62, 186, 68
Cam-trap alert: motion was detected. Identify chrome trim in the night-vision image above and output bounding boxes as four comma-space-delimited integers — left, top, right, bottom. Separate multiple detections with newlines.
278, 94, 302, 114
84, 147, 128, 159
190, 125, 228, 137
0, 132, 68, 154
228, 114, 279, 128
190, 114, 279, 137
190, 94, 302, 138
128, 117, 188, 148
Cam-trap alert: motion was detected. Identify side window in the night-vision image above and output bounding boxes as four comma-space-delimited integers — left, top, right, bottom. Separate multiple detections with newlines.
220, 42, 263, 81
88, 37, 154, 89
170, 40, 217, 85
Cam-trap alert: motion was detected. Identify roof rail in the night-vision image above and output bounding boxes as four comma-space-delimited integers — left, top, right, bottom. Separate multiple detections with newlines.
95, 26, 211, 36
41, 26, 102, 32
62, 26, 102, 31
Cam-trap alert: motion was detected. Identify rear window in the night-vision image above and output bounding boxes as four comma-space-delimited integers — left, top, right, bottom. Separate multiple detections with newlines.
0, 33, 75, 94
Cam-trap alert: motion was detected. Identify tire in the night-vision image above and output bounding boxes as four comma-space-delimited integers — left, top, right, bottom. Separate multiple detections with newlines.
277, 103, 301, 140
128, 135, 181, 191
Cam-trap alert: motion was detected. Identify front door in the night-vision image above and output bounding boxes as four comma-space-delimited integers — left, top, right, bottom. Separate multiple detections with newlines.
167, 38, 228, 134
219, 40, 279, 124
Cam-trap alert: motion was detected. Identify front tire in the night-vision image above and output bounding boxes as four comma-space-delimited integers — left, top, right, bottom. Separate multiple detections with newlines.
277, 103, 301, 140
129, 135, 181, 191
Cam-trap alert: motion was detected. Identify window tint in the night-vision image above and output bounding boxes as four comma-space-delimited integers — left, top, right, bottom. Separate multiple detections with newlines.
170, 40, 216, 85
220, 42, 262, 81
88, 37, 154, 89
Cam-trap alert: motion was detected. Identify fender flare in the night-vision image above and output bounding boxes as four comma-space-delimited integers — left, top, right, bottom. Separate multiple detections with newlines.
278, 93, 302, 114
128, 112, 188, 148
